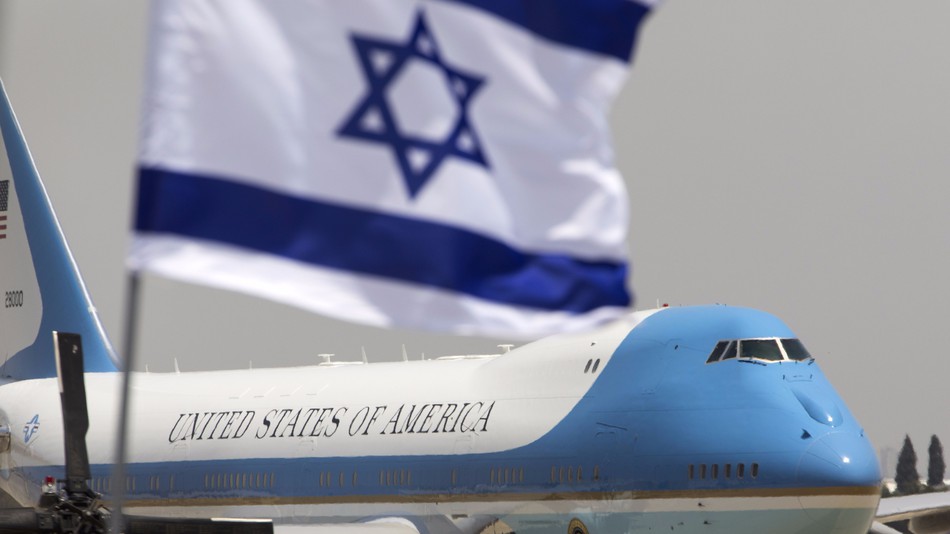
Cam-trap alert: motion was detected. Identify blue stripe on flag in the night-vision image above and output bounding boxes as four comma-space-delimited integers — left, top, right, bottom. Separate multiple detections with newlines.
136, 168, 630, 313
443, 0, 651, 62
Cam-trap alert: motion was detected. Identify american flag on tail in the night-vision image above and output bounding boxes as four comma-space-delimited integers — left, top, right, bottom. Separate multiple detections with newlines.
0, 180, 9, 240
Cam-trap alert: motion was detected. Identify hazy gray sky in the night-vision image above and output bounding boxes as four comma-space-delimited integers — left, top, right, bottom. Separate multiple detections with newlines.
2, 1, 949, 474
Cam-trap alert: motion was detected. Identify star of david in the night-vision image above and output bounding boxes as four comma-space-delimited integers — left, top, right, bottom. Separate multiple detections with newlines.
337, 13, 490, 198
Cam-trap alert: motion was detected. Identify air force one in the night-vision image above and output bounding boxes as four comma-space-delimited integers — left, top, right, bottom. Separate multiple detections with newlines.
0, 81, 886, 534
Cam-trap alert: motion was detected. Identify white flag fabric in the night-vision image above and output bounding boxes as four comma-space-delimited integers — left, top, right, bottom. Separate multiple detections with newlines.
132, 0, 655, 338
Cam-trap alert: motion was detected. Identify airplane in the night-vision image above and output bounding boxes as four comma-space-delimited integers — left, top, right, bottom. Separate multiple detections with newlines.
0, 78, 893, 534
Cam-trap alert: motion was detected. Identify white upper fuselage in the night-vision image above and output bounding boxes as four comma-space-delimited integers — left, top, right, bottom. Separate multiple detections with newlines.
0, 310, 649, 485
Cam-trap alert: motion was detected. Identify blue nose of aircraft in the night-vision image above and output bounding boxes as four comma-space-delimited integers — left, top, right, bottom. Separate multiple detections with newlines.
795, 431, 881, 532
797, 431, 881, 487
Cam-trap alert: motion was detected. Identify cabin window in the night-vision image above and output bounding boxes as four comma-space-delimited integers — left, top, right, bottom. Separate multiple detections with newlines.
724, 464, 732, 478
699, 464, 707, 479
737, 463, 745, 479
551, 466, 557, 483
593, 465, 600, 481
688, 464, 695, 480
751, 463, 759, 478
592, 359, 601, 373
711, 464, 718, 479
584, 359, 592, 373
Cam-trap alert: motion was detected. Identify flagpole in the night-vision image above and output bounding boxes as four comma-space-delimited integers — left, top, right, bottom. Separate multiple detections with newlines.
112, 270, 141, 533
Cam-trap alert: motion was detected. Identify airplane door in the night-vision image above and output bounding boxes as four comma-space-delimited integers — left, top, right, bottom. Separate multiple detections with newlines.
591, 415, 635, 480
454, 434, 474, 454
171, 442, 189, 460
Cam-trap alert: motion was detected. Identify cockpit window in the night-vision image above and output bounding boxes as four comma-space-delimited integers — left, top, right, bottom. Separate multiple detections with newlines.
706, 340, 730, 363
706, 338, 814, 364
781, 338, 813, 361
738, 339, 784, 361
720, 341, 737, 360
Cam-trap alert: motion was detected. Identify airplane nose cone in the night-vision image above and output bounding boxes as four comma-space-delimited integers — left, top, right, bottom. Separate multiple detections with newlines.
797, 431, 881, 487
796, 432, 881, 532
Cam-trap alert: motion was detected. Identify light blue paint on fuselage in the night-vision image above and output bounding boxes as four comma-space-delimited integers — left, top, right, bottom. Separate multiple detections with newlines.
518, 304, 879, 493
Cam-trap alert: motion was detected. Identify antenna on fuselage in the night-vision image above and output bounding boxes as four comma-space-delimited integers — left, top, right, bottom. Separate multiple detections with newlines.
401, 344, 408, 362
361, 346, 368, 363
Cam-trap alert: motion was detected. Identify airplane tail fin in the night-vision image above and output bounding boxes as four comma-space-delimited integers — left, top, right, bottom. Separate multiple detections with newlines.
0, 79, 119, 379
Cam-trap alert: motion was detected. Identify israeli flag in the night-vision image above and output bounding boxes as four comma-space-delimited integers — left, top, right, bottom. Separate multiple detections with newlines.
132, 0, 655, 338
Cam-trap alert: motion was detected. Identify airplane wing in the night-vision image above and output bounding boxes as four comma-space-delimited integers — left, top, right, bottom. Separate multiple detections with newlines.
868, 523, 903, 534
273, 516, 509, 534
273, 520, 420, 534
874, 492, 950, 533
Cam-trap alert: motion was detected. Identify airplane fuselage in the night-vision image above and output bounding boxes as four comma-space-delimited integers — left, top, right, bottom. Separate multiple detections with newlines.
0, 306, 881, 534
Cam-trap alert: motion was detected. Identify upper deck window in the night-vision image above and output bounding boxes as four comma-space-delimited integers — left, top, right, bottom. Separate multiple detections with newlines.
705, 338, 814, 364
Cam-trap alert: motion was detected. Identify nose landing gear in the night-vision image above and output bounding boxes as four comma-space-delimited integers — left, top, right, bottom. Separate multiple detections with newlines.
568, 518, 589, 534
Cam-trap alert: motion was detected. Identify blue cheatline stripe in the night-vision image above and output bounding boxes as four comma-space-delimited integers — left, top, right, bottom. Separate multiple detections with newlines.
135, 167, 631, 313
442, 0, 652, 62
